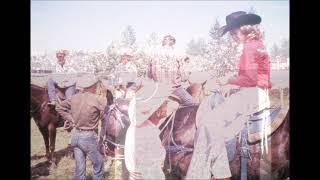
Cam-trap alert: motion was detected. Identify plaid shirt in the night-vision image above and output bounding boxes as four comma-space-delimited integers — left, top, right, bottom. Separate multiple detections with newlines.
148, 46, 183, 85
51, 60, 77, 87
114, 61, 138, 85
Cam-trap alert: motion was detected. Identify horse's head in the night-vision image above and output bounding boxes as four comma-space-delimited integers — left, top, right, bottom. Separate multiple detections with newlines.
101, 96, 133, 156
186, 80, 207, 104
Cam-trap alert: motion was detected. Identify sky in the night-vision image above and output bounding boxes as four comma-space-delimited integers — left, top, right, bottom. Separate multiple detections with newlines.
31, 1, 289, 54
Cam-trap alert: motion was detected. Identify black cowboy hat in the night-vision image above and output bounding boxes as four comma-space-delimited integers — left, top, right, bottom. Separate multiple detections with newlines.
220, 11, 261, 36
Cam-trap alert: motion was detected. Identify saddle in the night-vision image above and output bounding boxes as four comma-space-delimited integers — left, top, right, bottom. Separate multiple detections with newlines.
225, 106, 288, 162
247, 105, 289, 143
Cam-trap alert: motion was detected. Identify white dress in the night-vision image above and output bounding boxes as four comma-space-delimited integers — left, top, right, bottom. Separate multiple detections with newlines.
125, 120, 166, 180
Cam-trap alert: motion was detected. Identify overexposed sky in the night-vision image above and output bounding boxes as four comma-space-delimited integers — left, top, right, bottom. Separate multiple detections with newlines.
31, 1, 289, 54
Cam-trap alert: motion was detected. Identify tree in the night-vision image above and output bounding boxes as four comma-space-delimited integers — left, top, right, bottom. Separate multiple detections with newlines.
270, 43, 280, 62
186, 38, 208, 56
209, 19, 222, 41
206, 18, 240, 77
186, 39, 198, 56
248, 6, 257, 14
279, 38, 289, 62
121, 25, 137, 48
147, 32, 159, 47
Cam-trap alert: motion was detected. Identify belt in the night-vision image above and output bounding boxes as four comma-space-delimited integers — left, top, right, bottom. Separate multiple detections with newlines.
76, 128, 95, 132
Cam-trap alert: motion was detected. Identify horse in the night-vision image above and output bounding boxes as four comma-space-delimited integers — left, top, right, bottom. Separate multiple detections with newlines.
30, 80, 113, 163
159, 81, 207, 179
99, 84, 181, 179
159, 82, 290, 180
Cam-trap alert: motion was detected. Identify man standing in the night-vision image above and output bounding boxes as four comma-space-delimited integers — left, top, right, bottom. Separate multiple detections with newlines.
47, 50, 77, 106
147, 35, 198, 107
147, 35, 183, 86
56, 90, 107, 180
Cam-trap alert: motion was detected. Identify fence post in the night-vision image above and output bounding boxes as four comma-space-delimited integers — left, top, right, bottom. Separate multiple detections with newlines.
280, 87, 284, 108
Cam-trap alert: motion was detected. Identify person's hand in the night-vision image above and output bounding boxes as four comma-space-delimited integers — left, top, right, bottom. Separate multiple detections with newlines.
216, 78, 228, 86
63, 121, 74, 132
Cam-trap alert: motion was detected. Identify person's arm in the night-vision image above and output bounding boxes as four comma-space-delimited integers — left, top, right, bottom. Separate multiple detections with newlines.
227, 46, 258, 87
55, 99, 74, 123
95, 95, 108, 137
255, 47, 271, 88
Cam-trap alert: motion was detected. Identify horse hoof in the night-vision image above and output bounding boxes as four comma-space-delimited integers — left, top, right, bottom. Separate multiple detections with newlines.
50, 162, 57, 168
48, 158, 57, 167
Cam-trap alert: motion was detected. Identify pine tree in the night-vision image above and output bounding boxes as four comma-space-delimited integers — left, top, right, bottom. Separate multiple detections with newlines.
279, 38, 289, 62
147, 32, 159, 47
186, 39, 198, 56
121, 25, 137, 49
270, 43, 280, 62
248, 6, 257, 14
207, 18, 239, 77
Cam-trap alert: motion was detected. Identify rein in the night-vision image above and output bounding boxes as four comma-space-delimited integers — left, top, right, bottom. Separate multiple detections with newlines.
101, 102, 128, 159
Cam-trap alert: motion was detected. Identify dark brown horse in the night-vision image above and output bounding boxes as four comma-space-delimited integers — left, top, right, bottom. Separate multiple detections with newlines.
30, 81, 113, 163
159, 81, 206, 179
98, 97, 133, 180
159, 82, 290, 180
100, 87, 181, 179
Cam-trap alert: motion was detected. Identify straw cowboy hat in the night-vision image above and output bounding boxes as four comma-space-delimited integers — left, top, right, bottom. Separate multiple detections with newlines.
56, 49, 69, 56
129, 80, 180, 126
220, 11, 262, 36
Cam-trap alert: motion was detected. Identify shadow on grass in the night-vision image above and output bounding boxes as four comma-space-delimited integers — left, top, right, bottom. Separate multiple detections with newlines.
31, 146, 73, 179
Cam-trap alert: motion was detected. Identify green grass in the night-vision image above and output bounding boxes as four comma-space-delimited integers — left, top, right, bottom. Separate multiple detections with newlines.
31, 119, 123, 180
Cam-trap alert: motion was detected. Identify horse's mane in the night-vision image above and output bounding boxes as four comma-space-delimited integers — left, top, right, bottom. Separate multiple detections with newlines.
31, 84, 45, 91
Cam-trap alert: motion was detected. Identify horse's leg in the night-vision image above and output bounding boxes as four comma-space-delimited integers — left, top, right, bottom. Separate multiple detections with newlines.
38, 126, 50, 159
48, 122, 57, 164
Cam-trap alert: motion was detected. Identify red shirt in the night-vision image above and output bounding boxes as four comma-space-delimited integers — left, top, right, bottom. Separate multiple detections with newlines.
228, 40, 272, 89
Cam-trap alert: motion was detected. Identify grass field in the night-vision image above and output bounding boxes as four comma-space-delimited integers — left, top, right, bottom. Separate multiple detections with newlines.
31, 118, 127, 180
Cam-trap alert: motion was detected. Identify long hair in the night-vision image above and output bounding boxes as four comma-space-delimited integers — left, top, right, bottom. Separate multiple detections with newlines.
239, 24, 263, 41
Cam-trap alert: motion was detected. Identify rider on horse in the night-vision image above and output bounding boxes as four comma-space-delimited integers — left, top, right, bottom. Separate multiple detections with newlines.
147, 35, 199, 107
112, 48, 139, 99
186, 11, 272, 180
47, 50, 77, 106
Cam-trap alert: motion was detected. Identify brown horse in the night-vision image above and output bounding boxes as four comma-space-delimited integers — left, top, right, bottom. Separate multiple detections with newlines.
100, 87, 181, 179
159, 81, 207, 179
30, 81, 113, 163
159, 82, 290, 180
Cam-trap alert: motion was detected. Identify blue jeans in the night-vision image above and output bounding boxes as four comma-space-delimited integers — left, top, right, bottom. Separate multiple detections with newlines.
70, 130, 105, 180
47, 78, 75, 101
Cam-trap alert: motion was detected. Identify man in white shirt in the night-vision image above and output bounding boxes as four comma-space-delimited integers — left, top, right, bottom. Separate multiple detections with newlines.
113, 48, 138, 98
47, 50, 77, 106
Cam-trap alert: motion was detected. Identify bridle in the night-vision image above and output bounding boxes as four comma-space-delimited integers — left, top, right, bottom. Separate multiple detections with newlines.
101, 100, 130, 160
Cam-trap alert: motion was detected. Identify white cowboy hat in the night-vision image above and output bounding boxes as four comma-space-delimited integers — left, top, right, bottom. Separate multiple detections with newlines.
56, 49, 68, 56
128, 80, 180, 126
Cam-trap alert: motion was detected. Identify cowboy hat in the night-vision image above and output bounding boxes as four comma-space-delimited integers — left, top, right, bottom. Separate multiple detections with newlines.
220, 11, 262, 36
129, 80, 180, 126
56, 49, 68, 56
